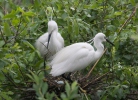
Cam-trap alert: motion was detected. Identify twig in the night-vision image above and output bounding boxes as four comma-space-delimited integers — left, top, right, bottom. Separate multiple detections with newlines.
84, 93, 89, 100
83, 72, 109, 88
51, 5, 57, 19
1, 70, 18, 88
118, 5, 138, 34
19, 22, 28, 34
15, 16, 22, 38
14, 57, 26, 81
0, 4, 7, 15
0, 28, 6, 43
3, 22, 28, 46
79, 32, 87, 42
86, 48, 107, 78
59, 0, 66, 10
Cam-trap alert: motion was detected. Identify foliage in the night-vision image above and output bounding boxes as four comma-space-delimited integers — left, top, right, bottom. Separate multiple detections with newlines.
27, 71, 55, 100
61, 81, 80, 100
0, 0, 138, 100
116, 37, 138, 66
0, 91, 13, 100
98, 64, 138, 100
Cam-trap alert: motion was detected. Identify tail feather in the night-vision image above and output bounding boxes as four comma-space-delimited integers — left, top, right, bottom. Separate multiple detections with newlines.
50, 61, 67, 76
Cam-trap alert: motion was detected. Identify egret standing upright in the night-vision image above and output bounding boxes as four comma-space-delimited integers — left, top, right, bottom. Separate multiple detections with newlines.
49, 33, 114, 78
35, 20, 64, 76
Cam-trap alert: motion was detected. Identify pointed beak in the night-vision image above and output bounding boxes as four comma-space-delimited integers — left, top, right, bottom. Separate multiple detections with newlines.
106, 38, 114, 46
47, 31, 53, 49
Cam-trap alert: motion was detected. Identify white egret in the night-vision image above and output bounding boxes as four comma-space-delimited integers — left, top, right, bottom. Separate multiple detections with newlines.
49, 33, 114, 77
35, 20, 64, 76
35, 20, 64, 58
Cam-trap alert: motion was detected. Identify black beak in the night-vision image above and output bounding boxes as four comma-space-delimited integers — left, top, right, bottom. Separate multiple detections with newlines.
106, 38, 114, 46
47, 32, 52, 49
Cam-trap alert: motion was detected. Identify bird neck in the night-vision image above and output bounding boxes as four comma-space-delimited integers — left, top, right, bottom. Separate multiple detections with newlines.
49, 30, 59, 50
94, 42, 104, 60
50, 30, 57, 41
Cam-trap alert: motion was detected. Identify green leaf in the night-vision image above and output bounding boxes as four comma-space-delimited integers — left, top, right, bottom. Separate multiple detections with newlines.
23, 40, 35, 50
61, 12, 68, 19
42, 83, 48, 95
114, 11, 122, 16
3, 10, 17, 19
5, 54, 14, 58
71, 81, 78, 91
84, 3, 98, 9
61, 93, 67, 99
0, 41, 5, 47
4, 22, 11, 36
28, 52, 35, 62
73, 19, 79, 35
0, 92, 13, 100
107, 25, 116, 31
65, 81, 71, 97
17, 7, 24, 13
12, 19, 20, 26
23, 12, 35, 16
0, 11, 4, 18
123, 55, 131, 60
129, 0, 135, 5
0, 60, 5, 68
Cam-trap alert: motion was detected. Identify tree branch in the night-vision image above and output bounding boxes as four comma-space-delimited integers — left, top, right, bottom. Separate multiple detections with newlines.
118, 5, 138, 34
86, 48, 107, 78
0, 28, 6, 43
83, 72, 109, 89
14, 57, 26, 81
1, 70, 18, 88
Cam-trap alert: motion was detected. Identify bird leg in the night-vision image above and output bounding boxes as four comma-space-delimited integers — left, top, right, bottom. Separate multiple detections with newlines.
62, 73, 72, 82
43, 57, 47, 78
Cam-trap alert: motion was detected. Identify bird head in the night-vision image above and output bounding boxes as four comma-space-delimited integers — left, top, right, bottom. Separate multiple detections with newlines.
94, 33, 114, 46
48, 20, 58, 33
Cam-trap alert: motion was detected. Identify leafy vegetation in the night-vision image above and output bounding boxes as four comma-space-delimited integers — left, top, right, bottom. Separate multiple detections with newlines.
0, 0, 138, 100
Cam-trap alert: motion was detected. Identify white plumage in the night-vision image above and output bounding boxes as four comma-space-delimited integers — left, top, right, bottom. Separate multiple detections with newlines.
35, 20, 64, 59
50, 33, 113, 76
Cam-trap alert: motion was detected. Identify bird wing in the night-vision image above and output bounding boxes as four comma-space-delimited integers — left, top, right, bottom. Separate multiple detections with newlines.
35, 33, 49, 56
50, 43, 95, 76
50, 43, 87, 65
57, 32, 64, 48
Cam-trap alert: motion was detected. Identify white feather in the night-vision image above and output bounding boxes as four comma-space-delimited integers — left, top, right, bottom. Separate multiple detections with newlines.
35, 20, 64, 59
50, 43, 95, 76
49, 33, 113, 77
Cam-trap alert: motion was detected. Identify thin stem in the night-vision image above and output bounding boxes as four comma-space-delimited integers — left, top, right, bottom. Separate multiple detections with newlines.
3, 22, 28, 46
51, 5, 57, 19
83, 72, 109, 88
44, 57, 47, 77
1, 70, 18, 88
14, 57, 26, 81
118, 5, 138, 34
0, 28, 6, 43
15, 16, 22, 37
86, 48, 107, 78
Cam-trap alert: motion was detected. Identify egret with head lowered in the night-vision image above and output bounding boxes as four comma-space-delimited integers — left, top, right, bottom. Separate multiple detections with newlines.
49, 33, 114, 78
35, 20, 64, 76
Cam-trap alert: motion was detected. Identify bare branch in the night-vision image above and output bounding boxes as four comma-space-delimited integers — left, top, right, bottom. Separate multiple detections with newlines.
83, 72, 109, 88
0, 28, 6, 43
1, 70, 18, 88
118, 5, 138, 34
86, 48, 107, 78
13, 57, 26, 81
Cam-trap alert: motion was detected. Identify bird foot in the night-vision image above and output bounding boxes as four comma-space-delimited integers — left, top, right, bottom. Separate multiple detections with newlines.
62, 74, 73, 82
